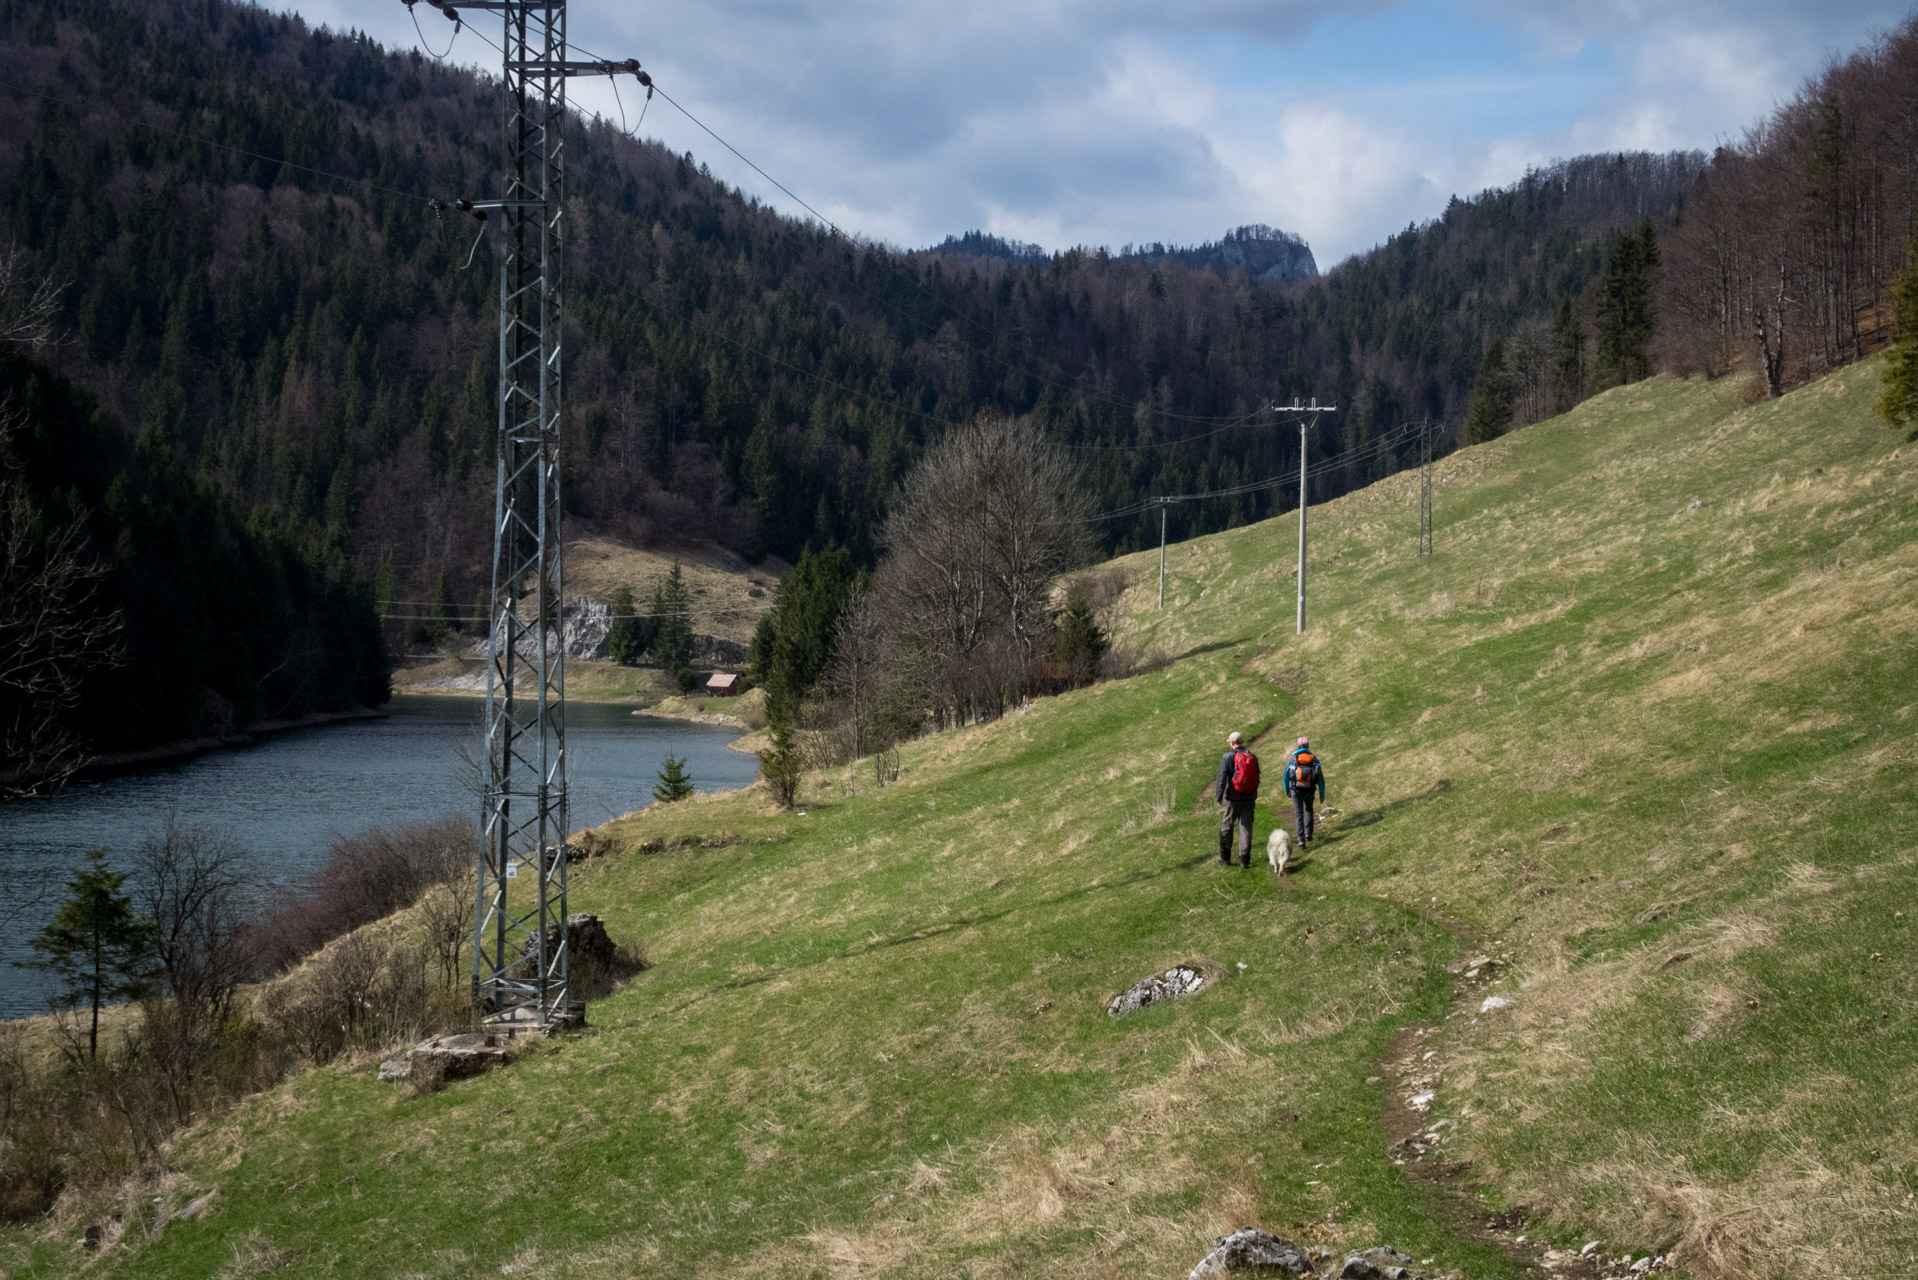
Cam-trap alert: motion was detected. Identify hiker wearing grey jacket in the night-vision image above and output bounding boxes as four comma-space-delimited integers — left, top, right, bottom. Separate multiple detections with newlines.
1214, 731, 1259, 868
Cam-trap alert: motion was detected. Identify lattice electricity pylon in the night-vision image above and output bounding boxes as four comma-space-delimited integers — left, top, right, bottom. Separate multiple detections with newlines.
1419, 419, 1434, 558
416, 0, 643, 1029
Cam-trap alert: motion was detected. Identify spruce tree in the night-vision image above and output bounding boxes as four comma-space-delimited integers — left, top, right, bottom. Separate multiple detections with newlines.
757, 671, 804, 809
427, 570, 453, 645
1055, 591, 1108, 688
1462, 339, 1516, 445
653, 753, 695, 803
1877, 239, 1918, 430
608, 586, 643, 665
1593, 220, 1659, 388
373, 555, 399, 645
1547, 297, 1586, 414
751, 545, 858, 705
648, 561, 695, 673
17, 848, 155, 1061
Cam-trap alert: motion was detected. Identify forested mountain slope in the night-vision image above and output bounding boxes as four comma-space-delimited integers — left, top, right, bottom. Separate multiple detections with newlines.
9, 360, 1909, 1279
0, 0, 1701, 600
0, 350, 387, 785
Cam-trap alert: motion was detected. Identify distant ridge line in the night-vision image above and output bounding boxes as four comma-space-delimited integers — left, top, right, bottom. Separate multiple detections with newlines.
924, 223, 1318, 283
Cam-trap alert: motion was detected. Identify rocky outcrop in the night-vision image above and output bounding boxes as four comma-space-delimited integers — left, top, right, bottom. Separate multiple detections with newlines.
1340, 1246, 1422, 1280
378, 1032, 514, 1084
1189, 1229, 1315, 1276
1108, 965, 1205, 1016
467, 596, 746, 668
543, 912, 617, 973
1152, 225, 1318, 284
473, 597, 612, 661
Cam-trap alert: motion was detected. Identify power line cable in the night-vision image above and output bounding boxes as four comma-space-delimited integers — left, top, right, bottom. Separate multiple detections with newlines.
3, 61, 1426, 508
407, 1, 460, 60
1082, 419, 1430, 522
1055, 408, 1267, 452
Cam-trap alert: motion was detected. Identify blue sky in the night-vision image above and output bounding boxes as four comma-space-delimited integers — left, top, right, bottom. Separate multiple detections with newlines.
300, 0, 1909, 265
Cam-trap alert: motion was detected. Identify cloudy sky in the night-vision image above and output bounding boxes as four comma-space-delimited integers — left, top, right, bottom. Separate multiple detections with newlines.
302, 0, 1908, 265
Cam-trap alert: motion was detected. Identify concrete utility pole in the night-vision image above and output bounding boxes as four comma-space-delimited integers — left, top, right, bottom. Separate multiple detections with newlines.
420, 0, 645, 1031
1419, 418, 1434, 557
1272, 399, 1337, 634
1158, 501, 1168, 607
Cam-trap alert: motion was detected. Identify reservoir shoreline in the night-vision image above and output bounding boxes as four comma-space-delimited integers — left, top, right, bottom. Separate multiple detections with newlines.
2, 696, 761, 1019
78, 705, 392, 780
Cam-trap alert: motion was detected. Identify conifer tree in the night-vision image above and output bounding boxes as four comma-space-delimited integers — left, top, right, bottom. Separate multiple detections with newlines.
653, 753, 695, 803
757, 669, 803, 809
1593, 220, 1659, 388
1055, 591, 1108, 688
1547, 297, 1586, 414
17, 848, 155, 1061
1462, 339, 1516, 445
608, 586, 646, 665
750, 545, 858, 704
648, 561, 695, 673
1877, 239, 1918, 430
373, 555, 399, 646
427, 570, 453, 645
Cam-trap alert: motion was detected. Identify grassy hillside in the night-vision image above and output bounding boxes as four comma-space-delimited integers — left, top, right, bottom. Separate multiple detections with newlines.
6, 364, 1913, 1279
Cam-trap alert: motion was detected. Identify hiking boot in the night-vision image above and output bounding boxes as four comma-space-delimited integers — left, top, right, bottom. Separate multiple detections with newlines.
1218, 854, 1232, 865
1239, 860, 1251, 869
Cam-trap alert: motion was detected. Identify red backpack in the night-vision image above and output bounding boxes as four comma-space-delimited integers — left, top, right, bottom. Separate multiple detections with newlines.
1230, 748, 1260, 795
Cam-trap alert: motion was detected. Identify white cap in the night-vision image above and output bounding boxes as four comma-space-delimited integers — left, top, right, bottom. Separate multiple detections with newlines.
1227, 731, 1243, 744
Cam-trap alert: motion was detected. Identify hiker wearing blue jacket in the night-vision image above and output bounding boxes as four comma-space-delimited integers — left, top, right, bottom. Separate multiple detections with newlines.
1214, 730, 1260, 869
1284, 737, 1327, 845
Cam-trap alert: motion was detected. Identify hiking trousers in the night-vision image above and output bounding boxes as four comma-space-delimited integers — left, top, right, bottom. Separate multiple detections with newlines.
1293, 793, 1317, 843
1219, 799, 1255, 866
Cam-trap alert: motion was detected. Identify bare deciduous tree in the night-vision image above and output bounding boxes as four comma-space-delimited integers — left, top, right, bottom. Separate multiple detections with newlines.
873, 415, 1093, 728
130, 816, 259, 1014
1506, 314, 1554, 427
418, 881, 470, 993
1658, 26, 1918, 396
0, 475, 121, 796
125, 817, 261, 1125
824, 582, 890, 764
0, 243, 61, 351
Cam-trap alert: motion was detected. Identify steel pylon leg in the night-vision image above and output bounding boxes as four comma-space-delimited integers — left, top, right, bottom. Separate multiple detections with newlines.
471, 0, 573, 1032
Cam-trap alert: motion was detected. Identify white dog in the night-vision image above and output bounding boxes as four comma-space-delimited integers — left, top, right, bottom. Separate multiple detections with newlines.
1266, 827, 1293, 876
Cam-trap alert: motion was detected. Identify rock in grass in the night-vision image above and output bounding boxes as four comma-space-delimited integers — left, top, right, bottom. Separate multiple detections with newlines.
1341, 1245, 1422, 1279
1108, 965, 1205, 1016
556, 912, 618, 973
1189, 1228, 1315, 1276
375, 1033, 513, 1085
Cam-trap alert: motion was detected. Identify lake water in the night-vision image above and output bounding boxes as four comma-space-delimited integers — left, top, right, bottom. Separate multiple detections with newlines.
0, 697, 758, 1018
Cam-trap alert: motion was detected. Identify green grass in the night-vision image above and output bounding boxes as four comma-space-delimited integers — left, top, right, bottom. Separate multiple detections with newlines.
6, 364, 1914, 1279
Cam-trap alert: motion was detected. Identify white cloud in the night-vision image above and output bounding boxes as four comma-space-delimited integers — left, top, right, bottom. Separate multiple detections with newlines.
286, 0, 1909, 265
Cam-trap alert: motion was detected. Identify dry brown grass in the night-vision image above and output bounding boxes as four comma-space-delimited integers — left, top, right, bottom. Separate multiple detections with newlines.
565, 536, 787, 647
